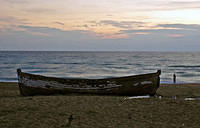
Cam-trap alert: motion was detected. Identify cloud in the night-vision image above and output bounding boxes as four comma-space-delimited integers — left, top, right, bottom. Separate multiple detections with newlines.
0, 25, 99, 50
53, 22, 64, 26
157, 0, 200, 11
121, 28, 180, 34
88, 20, 146, 29
22, 8, 56, 13
75, 24, 89, 28
0, 16, 27, 24
120, 23, 200, 36
129, 0, 200, 11
0, 16, 29, 31
16, 25, 94, 40
106, 14, 113, 17
88, 21, 101, 27
156, 24, 200, 30
99, 20, 146, 29
3, 0, 29, 4
168, 34, 184, 38
169, 1, 200, 5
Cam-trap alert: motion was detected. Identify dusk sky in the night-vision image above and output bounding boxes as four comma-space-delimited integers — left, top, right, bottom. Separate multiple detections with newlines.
0, 0, 200, 51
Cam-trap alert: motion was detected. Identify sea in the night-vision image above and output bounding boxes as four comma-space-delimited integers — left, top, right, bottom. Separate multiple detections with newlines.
0, 51, 200, 83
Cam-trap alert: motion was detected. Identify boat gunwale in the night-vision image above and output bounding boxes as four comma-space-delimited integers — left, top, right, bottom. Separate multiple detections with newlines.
17, 68, 161, 82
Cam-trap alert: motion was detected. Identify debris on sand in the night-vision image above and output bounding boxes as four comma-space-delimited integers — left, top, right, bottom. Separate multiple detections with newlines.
126, 95, 150, 100
184, 98, 200, 101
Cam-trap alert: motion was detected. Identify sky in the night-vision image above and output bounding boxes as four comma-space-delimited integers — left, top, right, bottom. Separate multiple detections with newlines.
0, 0, 200, 51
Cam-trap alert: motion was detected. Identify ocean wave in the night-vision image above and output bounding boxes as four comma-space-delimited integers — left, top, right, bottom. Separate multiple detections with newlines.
49, 62, 86, 65
22, 67, 58, 70
27, 70, 47, 74
0, 78, 17, 82
169, 65, 200, 68
180, 73, 200, 77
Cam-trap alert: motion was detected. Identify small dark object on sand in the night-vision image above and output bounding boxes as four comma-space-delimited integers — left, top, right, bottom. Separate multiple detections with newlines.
65, 114, 73, 127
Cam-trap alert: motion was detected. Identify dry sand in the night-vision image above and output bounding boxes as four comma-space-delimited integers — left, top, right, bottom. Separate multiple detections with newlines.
1, 82, 200, 128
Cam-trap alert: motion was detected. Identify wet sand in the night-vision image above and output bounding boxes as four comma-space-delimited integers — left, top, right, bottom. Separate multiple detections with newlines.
1, 82, 200, 128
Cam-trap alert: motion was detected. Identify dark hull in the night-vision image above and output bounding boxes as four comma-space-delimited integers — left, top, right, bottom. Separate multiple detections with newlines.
17, 69, 161, 96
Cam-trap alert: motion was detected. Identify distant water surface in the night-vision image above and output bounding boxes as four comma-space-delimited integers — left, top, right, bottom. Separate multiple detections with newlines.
0, 51, 200, 83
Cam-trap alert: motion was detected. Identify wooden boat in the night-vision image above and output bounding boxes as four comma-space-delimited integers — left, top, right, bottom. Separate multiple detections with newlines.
17, 68, 161, 96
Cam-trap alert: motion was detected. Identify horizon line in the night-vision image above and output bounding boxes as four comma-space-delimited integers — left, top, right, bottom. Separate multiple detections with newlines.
0, 50, 200, 53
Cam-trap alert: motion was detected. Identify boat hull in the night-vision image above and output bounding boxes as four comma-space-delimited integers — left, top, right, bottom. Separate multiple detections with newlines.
17, 69, 161, 96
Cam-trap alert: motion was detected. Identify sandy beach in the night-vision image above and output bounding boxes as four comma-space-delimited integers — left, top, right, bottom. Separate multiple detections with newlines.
1, 82, 200, 128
